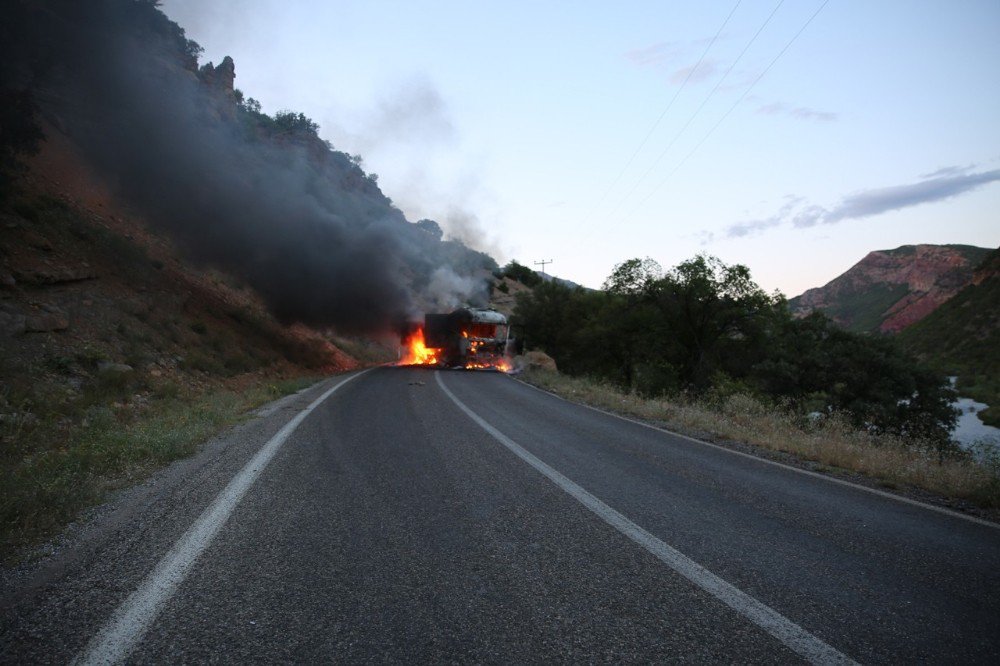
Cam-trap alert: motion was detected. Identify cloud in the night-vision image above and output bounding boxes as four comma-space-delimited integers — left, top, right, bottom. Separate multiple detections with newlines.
790, 205, 828, 228
725, 196, 802, 238
669, 60, 719, 85
919, 164, 976, 179
823, 169, 1000, 224
724, 169, 1000, 238
756, 102, 838, 122
625, 41, 682, 67
625, 38, 724, 85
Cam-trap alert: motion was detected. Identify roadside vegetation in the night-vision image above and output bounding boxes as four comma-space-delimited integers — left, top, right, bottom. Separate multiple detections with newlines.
513, 254, 1000, 510
515, 255, 959, 448
520, 369, 1000, 510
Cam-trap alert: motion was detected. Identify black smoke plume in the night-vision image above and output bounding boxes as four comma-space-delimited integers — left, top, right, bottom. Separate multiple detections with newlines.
2, 0, 495, 333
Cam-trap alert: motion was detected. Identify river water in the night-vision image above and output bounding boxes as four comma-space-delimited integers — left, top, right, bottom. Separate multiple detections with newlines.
951, 396, 1000, 459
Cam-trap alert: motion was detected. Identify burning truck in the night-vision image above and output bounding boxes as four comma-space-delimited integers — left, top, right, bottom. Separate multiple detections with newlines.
399, 308, 513, 371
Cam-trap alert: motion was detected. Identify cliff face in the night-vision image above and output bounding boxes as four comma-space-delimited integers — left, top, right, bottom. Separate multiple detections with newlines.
789, 244, 993, 333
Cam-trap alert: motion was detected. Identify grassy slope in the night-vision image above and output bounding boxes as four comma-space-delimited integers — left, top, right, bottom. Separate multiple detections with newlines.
2, 375, 319, 560
824, 282, 910, 332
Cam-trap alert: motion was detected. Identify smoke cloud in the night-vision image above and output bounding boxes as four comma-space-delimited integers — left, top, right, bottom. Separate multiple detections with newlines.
347, 79, 455, 155
424, 267, 486, 312
324, 79, 507, 265
7, 0, 495, 333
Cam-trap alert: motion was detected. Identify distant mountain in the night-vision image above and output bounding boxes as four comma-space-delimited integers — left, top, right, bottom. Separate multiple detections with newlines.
789, 244, 993, 333
898, 249, 1000, 424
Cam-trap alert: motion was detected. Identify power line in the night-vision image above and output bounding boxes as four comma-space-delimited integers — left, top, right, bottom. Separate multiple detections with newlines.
622, 0, 831, 222
581, 0, 743, 223
606, 0, 787, 220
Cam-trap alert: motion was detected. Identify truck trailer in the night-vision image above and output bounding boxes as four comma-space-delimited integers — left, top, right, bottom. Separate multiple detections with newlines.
403, 308, 512, 370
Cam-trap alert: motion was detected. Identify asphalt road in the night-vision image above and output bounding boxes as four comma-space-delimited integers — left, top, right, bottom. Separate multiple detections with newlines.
3, 367, 1000, 663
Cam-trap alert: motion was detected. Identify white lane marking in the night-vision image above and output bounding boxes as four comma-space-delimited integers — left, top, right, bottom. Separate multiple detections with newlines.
436, 372, 856, 666
74, 370, 370, 666
513, 376, 1000, 530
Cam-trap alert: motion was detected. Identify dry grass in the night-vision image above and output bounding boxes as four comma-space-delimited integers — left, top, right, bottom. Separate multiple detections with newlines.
521, 369, 1000, 508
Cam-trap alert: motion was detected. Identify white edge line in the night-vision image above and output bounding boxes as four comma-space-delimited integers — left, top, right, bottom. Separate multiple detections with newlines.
74, 369, 370, 666
435, 372, 856, 666
509, 375, 999, 530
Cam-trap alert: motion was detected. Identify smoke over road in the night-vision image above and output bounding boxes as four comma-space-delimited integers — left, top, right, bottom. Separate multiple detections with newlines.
3, 0, 494, 334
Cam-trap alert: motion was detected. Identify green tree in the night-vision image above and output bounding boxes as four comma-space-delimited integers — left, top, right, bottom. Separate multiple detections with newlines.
603, 257, 662, 297
503, 260, 542, 287
649, 255, 777, 390
755, 311, 958, 446
271, 110, 320, 137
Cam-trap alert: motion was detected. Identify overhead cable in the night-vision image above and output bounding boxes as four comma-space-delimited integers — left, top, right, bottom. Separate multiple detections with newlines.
623, 0, 831, 222
607, 0, 788, 220
581, 0, 743, 224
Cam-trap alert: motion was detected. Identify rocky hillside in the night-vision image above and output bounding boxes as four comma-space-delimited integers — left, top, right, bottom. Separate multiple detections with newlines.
789, 244, 992, 333
0, 157, 384, 554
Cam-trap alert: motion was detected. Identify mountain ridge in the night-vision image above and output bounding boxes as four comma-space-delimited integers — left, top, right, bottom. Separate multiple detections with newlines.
789, 244, 992, 333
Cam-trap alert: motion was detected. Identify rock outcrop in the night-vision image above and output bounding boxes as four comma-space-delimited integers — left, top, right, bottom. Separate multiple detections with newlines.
198, 56, 235, 95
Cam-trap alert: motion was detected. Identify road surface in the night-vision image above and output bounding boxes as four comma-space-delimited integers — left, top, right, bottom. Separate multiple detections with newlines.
3, 367, 999, 663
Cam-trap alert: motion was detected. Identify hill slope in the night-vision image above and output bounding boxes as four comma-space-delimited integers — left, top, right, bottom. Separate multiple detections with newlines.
898, 248, 1000, 424
789, 244, 992, 333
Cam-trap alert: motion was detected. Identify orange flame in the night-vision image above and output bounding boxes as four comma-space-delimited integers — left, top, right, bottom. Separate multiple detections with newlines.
399, 328, 441, 366
466, 358, 512, 373
398, 326, 511, 372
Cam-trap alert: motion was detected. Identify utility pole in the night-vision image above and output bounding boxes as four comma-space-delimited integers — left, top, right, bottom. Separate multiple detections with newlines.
534, 259, 553, 276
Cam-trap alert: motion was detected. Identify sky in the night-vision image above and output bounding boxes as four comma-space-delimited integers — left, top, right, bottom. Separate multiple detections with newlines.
161, 0, 1000, 297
